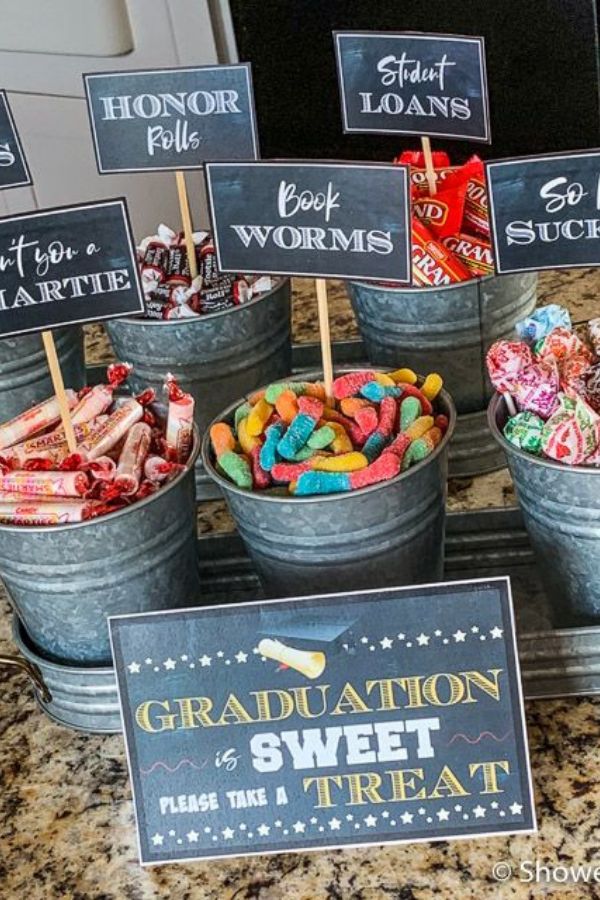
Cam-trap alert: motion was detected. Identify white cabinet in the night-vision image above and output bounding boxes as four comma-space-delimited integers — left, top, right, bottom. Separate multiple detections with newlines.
0, 0, 220, 239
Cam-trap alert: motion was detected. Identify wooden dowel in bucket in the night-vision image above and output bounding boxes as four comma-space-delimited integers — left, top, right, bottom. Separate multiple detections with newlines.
175, 170, 198, 279
421, 136, 437, 196
315, 277, 334, 402
42, 330, 77, 453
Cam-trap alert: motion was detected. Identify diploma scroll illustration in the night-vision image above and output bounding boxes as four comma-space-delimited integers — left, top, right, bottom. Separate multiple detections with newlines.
257, 638, 326, 679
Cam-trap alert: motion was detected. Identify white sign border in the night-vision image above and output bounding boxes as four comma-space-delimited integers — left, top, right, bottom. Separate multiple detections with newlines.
83, 63, 260, 175
204, 159, 412, 284
109, 575, 537, 867
0, 89, 33, 190
0, 197, 145, 338
486, 148, 600, 275
333, 31, 491, 143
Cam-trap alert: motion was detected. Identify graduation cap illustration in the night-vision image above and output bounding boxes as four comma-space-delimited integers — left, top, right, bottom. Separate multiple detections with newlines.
257, 609, 358, 678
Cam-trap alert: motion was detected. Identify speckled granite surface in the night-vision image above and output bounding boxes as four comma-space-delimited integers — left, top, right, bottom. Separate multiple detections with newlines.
1, 272, 600, 899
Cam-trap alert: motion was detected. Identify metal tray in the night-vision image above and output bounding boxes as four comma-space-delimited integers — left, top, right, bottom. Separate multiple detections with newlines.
83, 348, 600, 702
195, 508, 600, 701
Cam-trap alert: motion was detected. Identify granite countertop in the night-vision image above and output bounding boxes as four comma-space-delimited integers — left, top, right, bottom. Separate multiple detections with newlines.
1, 272, 600, 899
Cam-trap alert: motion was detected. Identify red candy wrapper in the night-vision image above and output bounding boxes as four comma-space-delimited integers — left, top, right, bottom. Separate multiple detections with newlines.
411, 158, 481, 240
463, 176, 490, 238
442, 233, 494, 276
411, 218, 470, 287
114, 422, 152, 496
413, 182, 467, 240
165, 375, 195, 463
144, 455, 184, 484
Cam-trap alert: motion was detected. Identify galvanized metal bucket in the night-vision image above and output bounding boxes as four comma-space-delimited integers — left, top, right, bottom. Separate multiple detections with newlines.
489, 393, 600, 627
347, 274, 537, 476
202, 372, 456, 598
0, 429, 202, 666
11, 619, 121, 733
0, 327, 85, 422
106, 279, 292, 498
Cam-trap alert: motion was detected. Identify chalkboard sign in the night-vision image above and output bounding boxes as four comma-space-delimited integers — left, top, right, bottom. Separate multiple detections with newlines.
486, 151, 600, 274
110, 577, 536, 866
0, 199, 144, 339
84, 65, 259, 174
205, 161, 411, 282
0, 90, 32, 190
334, 32, 490, 142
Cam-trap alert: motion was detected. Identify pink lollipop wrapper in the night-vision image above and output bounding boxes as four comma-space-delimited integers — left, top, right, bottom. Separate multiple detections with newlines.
486, 340, 534, 393
513, 359, 560, 419
558, 356, 592, 394
587, 318, 600, 357
536, 327, 594, 365
541, 395, 600, 465
582, 364, 600, 413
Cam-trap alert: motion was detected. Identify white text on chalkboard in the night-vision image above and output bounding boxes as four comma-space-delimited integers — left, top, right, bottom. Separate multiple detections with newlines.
505, 174, 600, 246
230, 178, 393, 255
359, 52, 471, 122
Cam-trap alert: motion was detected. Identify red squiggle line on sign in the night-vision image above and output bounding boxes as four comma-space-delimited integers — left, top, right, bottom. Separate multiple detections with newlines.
141, 758, 209, 775
446, 730, 511, 746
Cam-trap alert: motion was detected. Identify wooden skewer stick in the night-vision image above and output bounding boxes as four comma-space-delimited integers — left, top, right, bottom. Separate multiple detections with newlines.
315, 277, 334, 403
175, 170, 198, 279
41, 330, 77, 453
421, 136, 437, 196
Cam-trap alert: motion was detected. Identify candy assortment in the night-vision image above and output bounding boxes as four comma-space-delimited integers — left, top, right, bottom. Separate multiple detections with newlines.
394, 150, 492, 287
0, 365, 194, 525
138, 224, 273, 319
209, 369, 448, 496
487, 305, 600, 466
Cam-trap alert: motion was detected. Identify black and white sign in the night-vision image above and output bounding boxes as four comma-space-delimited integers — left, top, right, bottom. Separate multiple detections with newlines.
486, 151, 600, 274
0, 90, 32, 190
334, 32, 490, 142
110, 577, 535, 866
84, 64, 259, 174
205, 161, 411, 282
0, 199, 144, 339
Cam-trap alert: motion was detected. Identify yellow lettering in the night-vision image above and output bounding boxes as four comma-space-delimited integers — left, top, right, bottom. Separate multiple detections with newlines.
469, 760, 510, 793
217, 694, 254, 725
303, 775, 343, 808
175, 697, 216, 728
429, 765, 469, 798
331, 682, 371, 716
386, 768, 426, 801
135, 700, 177, 733
290, 685, 329, 719
250, 689, 294, 722
365, 678, 403, 711
396, 676, 426, 708
422, 673, 465, 706
344, 772, 385, 805
461, 669, 503, 703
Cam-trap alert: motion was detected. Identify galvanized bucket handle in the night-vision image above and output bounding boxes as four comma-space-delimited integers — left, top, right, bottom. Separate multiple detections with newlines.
0, 653, 52, 703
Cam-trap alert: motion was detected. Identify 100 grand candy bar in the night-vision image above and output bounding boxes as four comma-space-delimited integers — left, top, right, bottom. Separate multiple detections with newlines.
394, 149, 493, 287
